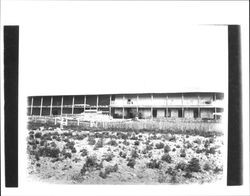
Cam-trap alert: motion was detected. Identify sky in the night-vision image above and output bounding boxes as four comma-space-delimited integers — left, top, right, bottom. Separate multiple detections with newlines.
2, 1, 228, 96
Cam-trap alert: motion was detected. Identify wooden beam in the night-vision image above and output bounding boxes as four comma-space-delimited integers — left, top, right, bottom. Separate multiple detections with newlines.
40, 97, 43, 116
61, 96, 63, 116
96, 95, 99, 111
72, 96, 75, 115
166, 95, 168, 118
151, 94, 153, 118
122, 95, 125, 119
136, 95, 139, 113
30, 97, 34, 116
50, 97, 53, 116
198, 94, 200, 118
84, 95, 86, 112
109, 95, 112, 117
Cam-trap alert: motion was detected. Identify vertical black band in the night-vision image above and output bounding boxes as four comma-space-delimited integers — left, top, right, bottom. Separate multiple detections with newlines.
227, 25, 242, 185
4, 26, 19, 187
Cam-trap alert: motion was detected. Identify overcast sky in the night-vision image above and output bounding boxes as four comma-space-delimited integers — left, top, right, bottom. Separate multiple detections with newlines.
3, 1, 228, 96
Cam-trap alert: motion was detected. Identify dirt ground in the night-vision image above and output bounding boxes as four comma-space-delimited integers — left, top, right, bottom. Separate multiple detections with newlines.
27, 127, 224, 184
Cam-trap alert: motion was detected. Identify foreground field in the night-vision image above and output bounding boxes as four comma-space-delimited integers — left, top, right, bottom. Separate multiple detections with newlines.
27, 120, 224, 184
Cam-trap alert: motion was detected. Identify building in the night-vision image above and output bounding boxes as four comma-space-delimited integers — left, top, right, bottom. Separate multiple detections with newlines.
27, 92, 224, 120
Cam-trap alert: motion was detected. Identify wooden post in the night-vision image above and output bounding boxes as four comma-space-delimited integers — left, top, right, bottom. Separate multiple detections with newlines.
96, 95, 99, 111
61, 96, 64, 116
50, 96, 53, 116
166, 95, 168, 118
84, 95, 86, 112
214, 107, 217, 120
40, 97, 43, 116
72, 96, 75, 115
198, 94, 200, 118
31, 97, 34, 116
122, 95, 125, 119
109, 95, 112, 117
136, 95, 139, 113
151, 94, 153, 118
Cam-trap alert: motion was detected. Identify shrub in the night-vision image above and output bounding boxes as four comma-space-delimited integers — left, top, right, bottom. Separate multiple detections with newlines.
155, 142, 165, 149
107, 139, 118, 147
123, 140, 130, 146
34, 132, 42, 138
88, 137, 96, 145
94, 138, 104, 150
81, 155, 98, 174
161, 153, 172, 163
38, 147, 61, 158
206, 147, 216, 155
134, 141, 140, 146
203, 163, 211, 171
80, 148, 88, 157
103, 153, 114, 162
193, 138, 202, 145
119, 151, 127, 159
127, 158, 136, 168
183, 172, 193, 179
146, 143, 153, 151
165, 167, 177, 183
185, 141, 192, 149
213, 166, 223, 174
74, 134, 86, 140
63, 132, 72, 137
131, 149, 139, 159
164, 145, 171, 153
175, 162, 187, 171
71, 147, 77, 153
63, 152, 72, 159
172, 148, 176, 152
186, 158, 201, 172
146, 159, 161, 169
180, 149, 186, 158
99, 164, 118, 179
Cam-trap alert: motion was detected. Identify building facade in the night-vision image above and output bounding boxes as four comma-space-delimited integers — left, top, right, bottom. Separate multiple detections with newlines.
27, 92, 224, 120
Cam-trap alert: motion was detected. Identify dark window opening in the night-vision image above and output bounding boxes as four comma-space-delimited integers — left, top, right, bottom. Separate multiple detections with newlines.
178, 109, 183, 118
167, 109, 171, 117
194, 108, 199, 118
153, 109, 157, 118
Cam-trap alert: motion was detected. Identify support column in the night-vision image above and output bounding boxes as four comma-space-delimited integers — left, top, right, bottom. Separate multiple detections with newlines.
72, 96, 75, 115
151, 94, 153, 118
122, 95, 125, 119
50, 97, 53, 116
84, 95, 86, 112
61, 96, 64, 116
96, 95, 99, 111
198, 94, 201, 118
109, 95, 112, 117
30, 97, 34, 116
182, 93, 184, 118
40, 97, 43, 116
136, 95, 139, 113
166, 95, 168, 118
214, 107, 217, 120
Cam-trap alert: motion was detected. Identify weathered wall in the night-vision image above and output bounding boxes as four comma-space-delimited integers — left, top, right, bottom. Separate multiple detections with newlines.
199, 93, 213, 105
200, 108, 214, 119
184, 108, 194, 118
139, 108, 152, 118
169, 109, 178, 118
183, 94, 199, 105
168, 94, 182, 105
152, 94, 167, 106
157, 108, 165, 117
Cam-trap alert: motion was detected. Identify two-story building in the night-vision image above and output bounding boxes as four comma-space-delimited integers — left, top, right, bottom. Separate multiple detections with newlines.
27, 92, 224, 120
